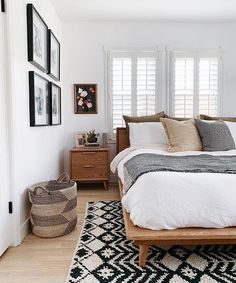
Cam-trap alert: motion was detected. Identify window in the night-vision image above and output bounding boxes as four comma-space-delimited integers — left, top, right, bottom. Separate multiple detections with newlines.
198, 57, 219, 116
169, 49, 222, 118
136, 58, 157, 116
106, 48, 222, 138
107, 50, 159, 136
111, 57, 132, 129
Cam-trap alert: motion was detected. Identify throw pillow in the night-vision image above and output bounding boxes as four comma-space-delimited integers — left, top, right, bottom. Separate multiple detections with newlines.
195, 119, 235, 151
160, 118, 202, 152
199, 114, 236, 122
123, 111, 166, 138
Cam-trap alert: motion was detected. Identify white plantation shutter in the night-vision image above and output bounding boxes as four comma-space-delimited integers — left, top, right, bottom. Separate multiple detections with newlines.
137, 58, 156, 116
174, 57, 194, 118
112, 58, 132, 129
108, 50, 159, 137
198, 57, 219, 116
170, 49, 221, 118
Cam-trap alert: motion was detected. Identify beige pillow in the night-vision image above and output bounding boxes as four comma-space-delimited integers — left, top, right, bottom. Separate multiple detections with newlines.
160, 118, 202, 152
163, 115, 189, 121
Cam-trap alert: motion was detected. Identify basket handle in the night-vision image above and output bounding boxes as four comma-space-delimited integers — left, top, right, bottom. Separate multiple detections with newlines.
57, 172, 70, 184
34, 186, 50, 195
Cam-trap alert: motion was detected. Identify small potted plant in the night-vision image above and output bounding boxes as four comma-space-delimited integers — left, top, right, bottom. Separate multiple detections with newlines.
86, 130, 100, 144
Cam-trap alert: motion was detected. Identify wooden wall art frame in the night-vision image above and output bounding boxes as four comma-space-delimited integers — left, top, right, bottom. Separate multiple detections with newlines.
74, 84, 97, 114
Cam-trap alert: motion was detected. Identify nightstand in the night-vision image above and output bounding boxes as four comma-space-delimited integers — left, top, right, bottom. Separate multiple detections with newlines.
69, 147, 109, 190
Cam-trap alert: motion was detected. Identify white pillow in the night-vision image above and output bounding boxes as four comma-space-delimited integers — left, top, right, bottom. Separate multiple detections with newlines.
128, 122, 167, 146
225, 122, 236, 144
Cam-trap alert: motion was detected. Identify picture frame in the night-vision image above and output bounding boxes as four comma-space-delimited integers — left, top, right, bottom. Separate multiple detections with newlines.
48, 30, 60, 81
74, 84, 97, 114
49, 82, 61, 125
75, 133, 86, 147
29, 71, 50, 127
27, 4, 48, 72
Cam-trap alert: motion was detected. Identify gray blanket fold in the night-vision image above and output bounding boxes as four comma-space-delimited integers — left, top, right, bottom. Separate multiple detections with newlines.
123, 153, 236, 193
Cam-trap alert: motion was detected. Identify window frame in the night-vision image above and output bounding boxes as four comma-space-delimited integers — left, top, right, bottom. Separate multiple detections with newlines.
105, 47, 161, 139
167, 48, 223, 118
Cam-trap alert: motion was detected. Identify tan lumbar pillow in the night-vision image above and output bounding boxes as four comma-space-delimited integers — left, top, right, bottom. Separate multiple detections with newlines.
160, 118, 202, 152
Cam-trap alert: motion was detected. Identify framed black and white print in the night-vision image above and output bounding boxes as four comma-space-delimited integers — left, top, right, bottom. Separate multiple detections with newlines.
29, 71, 50, 127
48, 30, 60, 81
27, 4, 48, 72
49, 82, 61, 125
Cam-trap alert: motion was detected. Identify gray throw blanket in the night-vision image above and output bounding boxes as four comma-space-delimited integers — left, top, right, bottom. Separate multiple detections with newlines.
123, 153, 236, 193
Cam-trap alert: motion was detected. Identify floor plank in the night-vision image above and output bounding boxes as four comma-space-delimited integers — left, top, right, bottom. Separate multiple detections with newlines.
0, 183, 119, 283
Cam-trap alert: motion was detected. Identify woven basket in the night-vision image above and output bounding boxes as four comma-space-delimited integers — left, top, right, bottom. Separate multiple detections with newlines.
28, 173, 77, 238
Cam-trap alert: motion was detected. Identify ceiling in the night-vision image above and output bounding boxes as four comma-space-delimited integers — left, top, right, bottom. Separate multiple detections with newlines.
50, 0, 236, 22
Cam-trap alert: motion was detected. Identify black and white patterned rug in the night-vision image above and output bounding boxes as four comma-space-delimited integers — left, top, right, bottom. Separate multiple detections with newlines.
67, 201, 236, 283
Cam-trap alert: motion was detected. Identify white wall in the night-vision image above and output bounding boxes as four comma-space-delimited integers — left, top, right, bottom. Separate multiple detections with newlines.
7, 0, 64, 243
62, 22, 236, 170
5, 12, 236, 242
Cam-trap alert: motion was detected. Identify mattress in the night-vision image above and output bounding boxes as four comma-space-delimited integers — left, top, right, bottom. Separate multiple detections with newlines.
110, 146, 236, 230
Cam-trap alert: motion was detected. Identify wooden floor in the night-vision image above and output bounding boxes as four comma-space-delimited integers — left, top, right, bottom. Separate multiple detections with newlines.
0, 183, 119, 283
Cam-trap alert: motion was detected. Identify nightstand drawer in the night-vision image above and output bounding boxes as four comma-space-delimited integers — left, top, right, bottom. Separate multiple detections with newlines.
70, 147, 109, 188
72, 151, 107, 166
71, 165, 108, 180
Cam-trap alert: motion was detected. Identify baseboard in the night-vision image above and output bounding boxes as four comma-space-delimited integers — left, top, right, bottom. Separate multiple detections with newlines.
20, 217, 30, 242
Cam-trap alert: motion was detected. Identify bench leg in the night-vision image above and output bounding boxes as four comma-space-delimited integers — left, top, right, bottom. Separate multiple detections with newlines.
139, 245, 149, 267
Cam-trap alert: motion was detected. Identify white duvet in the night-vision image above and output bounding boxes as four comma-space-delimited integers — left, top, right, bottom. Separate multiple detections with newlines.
111, 146, 236, 230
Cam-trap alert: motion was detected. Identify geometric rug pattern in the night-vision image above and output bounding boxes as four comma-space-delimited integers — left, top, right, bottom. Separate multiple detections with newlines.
67, 201, 236, 283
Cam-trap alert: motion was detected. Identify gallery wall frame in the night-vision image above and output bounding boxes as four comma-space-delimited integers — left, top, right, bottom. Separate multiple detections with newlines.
29, 71, 50, 127
27, 4, 48, 72
48, 30, 60, 81
49, 82, 61, 125
74, 84, 98, 114
1, 0, 5, 12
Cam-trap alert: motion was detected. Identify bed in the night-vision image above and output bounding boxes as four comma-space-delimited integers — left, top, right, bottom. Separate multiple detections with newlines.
113, 127, 236, 267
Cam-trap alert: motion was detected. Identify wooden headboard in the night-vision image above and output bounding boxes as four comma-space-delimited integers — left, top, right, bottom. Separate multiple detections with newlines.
116, 128, 129, 154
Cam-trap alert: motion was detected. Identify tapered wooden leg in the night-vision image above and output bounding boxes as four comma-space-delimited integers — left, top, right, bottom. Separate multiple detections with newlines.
139, 245, 149, 267
103, 181, 108, 190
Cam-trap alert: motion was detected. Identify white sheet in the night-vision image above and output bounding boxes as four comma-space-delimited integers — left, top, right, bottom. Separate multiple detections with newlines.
111, 147, 236, 230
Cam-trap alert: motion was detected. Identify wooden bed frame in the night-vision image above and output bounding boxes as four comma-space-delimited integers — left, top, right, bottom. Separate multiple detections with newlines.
116, 127, 236, 267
